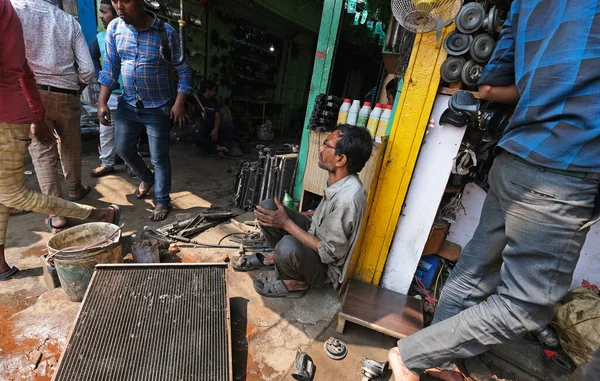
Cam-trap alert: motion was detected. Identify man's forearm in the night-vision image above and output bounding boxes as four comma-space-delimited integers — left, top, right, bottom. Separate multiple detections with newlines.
478, 84, 520, 105
174, 92, 187, 106
98, 84, 112, 106
284, 221, 320, 252
214, 113, 221, 130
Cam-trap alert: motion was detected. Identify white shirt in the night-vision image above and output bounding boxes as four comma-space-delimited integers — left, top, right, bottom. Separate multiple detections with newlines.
11, 0, 94, 90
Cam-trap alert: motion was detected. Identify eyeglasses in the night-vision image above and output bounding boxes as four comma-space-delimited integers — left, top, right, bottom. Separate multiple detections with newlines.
322, 139, 336, 150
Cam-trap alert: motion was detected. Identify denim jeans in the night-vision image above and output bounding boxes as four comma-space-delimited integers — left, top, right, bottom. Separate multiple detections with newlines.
397, 151, 599, 374
114, 99, 172, 206
98, 94, 119, 168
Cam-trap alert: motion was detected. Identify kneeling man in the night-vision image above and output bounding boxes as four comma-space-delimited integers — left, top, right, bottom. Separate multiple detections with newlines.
251, 125, 373, 298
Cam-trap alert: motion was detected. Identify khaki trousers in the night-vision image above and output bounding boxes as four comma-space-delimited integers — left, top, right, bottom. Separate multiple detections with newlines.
0, 123, 92, 245
29, 91, 83, 197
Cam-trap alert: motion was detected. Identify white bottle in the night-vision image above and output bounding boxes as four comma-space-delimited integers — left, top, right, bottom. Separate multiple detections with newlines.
366, 103, 384, 137
337, 98, 351, 125
347, 100, 361, 126
375, 105, 393, 142
356, 102, 372, 128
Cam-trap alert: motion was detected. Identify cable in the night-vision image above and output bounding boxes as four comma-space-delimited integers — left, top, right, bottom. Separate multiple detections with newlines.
414, 276, 438, 313
218, 232, 238, 245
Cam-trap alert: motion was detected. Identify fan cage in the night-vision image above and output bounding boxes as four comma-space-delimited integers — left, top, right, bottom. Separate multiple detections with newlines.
392, 0, 464, 33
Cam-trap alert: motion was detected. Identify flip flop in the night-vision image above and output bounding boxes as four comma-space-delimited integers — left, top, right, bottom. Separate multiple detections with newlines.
0, 266, 19, 280
231, 253, 275, 272
150, 205, 171, 222
45, 216, 68, 234
253, 278, 306, 298
135, 182, 154, 199
68, 182, 92, 201
109, 204, 121, 225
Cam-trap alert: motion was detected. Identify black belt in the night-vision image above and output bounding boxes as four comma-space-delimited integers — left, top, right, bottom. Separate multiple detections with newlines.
513, 155, 600, 180
37, 84, 78, 96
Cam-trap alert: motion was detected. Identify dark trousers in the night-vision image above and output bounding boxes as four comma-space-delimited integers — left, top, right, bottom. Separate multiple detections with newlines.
259, 199, 328, 287
193, 118, 234, 153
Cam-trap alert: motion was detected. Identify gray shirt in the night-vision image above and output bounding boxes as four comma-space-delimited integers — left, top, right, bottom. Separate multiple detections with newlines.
309, 174, 367, 286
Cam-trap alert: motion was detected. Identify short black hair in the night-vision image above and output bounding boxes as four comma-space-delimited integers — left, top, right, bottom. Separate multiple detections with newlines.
200, 80, 217, 93
386, 78, 398, 94
100, 0, 117, 16
334, 125, 373, 174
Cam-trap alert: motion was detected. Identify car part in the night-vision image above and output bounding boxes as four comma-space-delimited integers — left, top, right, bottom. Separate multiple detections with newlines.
292, 352, 315, 381
444, 31, 473, 56
461, 59, 484, 87
361, 358, 388, 381
441, 56, 466, 83
455, 2, 485, 34
448, 91, 480, 120
470, 33, 496, 63
483, 6, 500, 36
144, 0, 161, 10
323, 337, 348, 360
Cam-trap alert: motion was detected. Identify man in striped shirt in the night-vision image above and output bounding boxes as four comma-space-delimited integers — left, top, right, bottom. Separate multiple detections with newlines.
98, 0, 192, 221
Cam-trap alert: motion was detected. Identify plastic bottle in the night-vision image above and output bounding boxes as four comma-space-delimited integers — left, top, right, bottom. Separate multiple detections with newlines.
346, 100, 361, 126
337, 99, 351, 125
375, 105, 393, 142
356, 102, 372, 128
282, 190, 295, 210
366, 103, 384, 137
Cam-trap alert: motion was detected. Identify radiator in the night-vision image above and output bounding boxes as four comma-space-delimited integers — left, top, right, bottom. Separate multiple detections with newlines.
53, 264, 231, 381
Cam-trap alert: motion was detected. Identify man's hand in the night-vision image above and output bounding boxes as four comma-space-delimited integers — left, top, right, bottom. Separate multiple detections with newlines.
31, 121, 57, 148
255, 198, 292, 230
170, 101, 189, 128
209, 127, 219, 142
98, 103, 111, 126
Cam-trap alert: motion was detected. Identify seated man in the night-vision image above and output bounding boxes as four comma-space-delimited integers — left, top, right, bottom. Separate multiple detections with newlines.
251, 125, 373, 298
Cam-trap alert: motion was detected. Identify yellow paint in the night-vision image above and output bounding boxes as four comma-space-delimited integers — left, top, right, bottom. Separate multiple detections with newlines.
352, 27, 452, 285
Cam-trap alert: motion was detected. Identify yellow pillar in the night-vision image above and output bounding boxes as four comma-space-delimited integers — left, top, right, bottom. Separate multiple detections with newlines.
353, 28, 451, 285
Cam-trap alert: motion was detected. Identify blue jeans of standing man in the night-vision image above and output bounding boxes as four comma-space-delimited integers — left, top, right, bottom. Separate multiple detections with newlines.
114, 99, 172, 206
397, 151, 599, 374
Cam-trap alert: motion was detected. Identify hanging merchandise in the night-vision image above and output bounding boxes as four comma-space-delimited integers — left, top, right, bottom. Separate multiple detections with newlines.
347, 100, 361, 126
367, 103, 384, 137
374, 21, 383, 35
361, 9, 368, 24
347, 0, 357, 14
337, 99, 351, 125
367, 21, 374, 32
357, 102, 372, 128
354, 12, 361, 25
379, 32, 386, 46
375, 105, 393, 142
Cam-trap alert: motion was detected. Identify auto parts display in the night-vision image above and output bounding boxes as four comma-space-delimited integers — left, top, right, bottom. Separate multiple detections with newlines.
441, 56, 467, 83
470, 33, 496, 63
444, 31, 473, 56
455, 2, 485, 34
461, 59, 484, 87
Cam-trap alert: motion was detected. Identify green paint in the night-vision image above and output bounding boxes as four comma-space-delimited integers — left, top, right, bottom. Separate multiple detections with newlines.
385, 78, 404, 136
293, 0, 344, 201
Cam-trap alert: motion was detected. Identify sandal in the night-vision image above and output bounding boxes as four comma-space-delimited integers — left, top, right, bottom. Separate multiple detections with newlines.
231, 253, 275, 272
135, 182, 154, 199
150, 205, 171, 222
68, 182, 92, 201
109, 204, 121, 225
0, 266, 19, 280
45, 216, 68, 234
90, 165, 115, 178
253, 278, 306, 298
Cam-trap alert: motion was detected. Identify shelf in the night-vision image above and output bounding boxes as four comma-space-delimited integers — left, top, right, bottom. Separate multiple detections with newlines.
438, 86, 481, 99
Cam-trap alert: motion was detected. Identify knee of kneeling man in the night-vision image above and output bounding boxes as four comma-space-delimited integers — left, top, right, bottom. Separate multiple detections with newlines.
274, 236, 302, 260
258, 198, 277, 211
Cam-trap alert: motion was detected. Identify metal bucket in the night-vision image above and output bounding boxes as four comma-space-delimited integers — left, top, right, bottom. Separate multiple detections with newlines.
47, 222, 122, 302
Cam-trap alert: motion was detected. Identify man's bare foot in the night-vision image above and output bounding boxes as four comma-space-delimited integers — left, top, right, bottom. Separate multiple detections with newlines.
216, 145, 228, 153
282, 279, 309, 291
263, 252, 274, 265
389, 347, 420, 381
424, 367, 465, 381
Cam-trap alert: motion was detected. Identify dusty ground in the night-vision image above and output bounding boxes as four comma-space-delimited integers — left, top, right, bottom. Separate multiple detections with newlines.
0, 142, 394, 381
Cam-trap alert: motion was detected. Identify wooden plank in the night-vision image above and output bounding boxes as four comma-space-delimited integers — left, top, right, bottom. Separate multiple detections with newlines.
338, 279, 423, 339
438, 86, 481, 98
352, 26, 454, 285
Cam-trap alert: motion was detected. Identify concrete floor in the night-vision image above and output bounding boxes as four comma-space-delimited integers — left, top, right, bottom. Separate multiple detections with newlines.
0, 143, 395, 381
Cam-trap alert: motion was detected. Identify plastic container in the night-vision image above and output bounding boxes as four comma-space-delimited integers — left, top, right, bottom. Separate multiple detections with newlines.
347, 100, 361, 126
48, 222, 122, 302
415, 255, 441, 289
356, 102, 372, 128
366, 103, 384, 137
337, 98, 351, 125
282, 190, 295, 210
375, 105, 393, 142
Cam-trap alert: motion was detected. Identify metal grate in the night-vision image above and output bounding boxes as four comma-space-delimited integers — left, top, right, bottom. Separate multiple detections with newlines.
54, 264, 231, 381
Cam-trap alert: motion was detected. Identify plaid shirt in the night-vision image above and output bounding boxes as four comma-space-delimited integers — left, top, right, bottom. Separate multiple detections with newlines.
98, 13, 192, 108
479, 0, 600, 173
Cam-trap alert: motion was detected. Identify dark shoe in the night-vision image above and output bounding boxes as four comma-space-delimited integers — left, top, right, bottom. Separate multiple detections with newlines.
90, 165, 115, 178
149, 205, 172, 222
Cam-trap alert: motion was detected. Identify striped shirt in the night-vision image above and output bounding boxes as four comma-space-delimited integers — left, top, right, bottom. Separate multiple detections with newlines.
479, 0, 600, 173
98, 12, 192, 108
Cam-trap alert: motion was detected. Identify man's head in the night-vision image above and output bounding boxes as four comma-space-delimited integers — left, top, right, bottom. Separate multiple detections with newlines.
386, 78, 398, 105
200, 80, 218, 99
100, 0, 117, 28
110, 0, 145, 25
318, 125, 373, 175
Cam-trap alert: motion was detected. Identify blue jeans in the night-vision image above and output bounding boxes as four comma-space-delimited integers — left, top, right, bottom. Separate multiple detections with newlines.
114, 99, 171, 206
398, 151, 599, 373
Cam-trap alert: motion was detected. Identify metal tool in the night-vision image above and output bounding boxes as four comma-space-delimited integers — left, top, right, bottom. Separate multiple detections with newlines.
323, 337, 348, 360
157, 209, 232, 238
360, 358, 388, 381
144, 226, 239, 249
292, 351, 315, 381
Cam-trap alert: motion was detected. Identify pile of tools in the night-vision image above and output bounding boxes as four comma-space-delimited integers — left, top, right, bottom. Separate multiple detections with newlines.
233, 146, 298, 210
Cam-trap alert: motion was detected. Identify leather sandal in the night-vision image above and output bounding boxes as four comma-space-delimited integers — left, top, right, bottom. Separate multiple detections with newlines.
68, 182, 92, 201
90, 165, 115, 178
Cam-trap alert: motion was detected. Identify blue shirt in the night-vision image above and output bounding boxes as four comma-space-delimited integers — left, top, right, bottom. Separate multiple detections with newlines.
98, 13, 192, 108
479, 0, 600, 173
